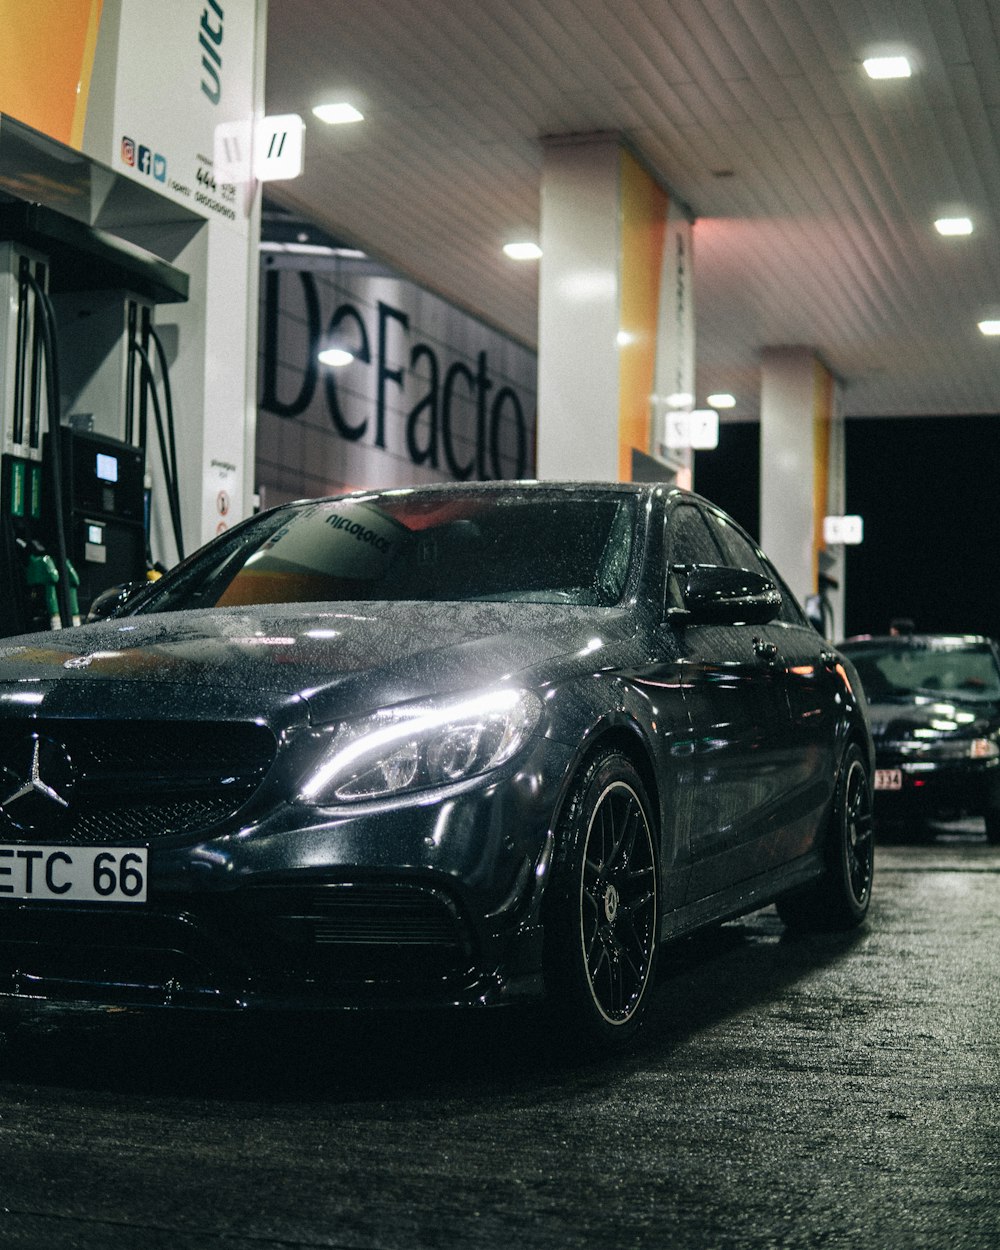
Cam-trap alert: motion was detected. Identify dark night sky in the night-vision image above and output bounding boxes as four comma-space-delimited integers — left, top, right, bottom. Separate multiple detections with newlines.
694, 415, 1000, 641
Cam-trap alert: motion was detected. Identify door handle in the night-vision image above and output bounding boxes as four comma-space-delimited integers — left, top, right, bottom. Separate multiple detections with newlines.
753, 637, 779, 661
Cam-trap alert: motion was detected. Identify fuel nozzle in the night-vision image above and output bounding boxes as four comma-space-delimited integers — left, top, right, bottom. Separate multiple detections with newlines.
22, 542, 81, 629
25, 545, 61, 630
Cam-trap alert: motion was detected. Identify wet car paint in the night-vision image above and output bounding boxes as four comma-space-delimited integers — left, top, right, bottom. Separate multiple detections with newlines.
0, 483, 873, 1026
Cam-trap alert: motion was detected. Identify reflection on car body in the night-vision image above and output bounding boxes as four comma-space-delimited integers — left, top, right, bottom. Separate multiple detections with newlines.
0, 482, 875, 1050
838, 633, 1000, 843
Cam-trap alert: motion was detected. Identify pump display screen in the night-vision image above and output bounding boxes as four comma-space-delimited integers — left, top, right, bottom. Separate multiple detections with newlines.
65, 432, 143, 522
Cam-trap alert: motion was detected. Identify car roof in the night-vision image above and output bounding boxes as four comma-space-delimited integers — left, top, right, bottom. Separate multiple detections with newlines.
282, 480, 660, 509
840, 634, 995, 648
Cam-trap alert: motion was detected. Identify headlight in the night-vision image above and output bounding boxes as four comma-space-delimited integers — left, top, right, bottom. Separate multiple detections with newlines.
299, 687, 542, 804
898, 736, 1000, 761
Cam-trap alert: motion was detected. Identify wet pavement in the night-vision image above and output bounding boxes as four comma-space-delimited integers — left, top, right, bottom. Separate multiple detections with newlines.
0, 824, 997, 1249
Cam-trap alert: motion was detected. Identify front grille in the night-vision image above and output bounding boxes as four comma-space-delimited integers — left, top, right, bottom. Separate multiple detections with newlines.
0, 719, 276, 844
73, 798, 243, 842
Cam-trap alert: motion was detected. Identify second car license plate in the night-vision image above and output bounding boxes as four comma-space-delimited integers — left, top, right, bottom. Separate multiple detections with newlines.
875, 769, 903, 791
0, 845, 148, 903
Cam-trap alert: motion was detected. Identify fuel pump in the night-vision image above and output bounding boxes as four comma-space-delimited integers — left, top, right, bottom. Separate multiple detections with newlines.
0, 201, 188, 633
0, 234, 74, 633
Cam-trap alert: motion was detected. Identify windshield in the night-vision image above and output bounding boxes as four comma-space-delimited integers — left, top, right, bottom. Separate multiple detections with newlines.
842, 641, 1000, 702
135, 490, 639, 612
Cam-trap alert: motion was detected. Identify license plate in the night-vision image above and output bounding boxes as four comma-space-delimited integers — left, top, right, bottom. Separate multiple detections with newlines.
0, 845, 147, 903
875, 769, 903, 792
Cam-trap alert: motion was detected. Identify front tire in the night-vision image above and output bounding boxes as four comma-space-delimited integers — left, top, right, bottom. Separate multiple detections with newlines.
544, 750, 659, 1051
985, 808, 1000, 845
778, 743, 874, 931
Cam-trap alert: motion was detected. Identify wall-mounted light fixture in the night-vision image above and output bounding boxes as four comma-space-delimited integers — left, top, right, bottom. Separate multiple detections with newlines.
503, 241, 542, 260
313, 102, 364, 125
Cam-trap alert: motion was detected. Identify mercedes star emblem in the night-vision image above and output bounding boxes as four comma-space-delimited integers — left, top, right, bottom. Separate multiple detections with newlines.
0, 735, 77, 833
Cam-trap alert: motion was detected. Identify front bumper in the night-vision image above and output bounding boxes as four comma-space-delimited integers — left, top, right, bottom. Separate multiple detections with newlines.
0, 739, 573, 1012
872, 754, 1000, 820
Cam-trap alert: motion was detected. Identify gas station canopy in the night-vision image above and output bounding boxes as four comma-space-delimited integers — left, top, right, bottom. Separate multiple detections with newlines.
263, 0, 1000, 420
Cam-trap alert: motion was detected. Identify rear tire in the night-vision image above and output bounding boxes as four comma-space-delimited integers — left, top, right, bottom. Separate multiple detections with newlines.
777, 744, 874, 932
985, 809, 1000, 845
544, 750, 659, 1052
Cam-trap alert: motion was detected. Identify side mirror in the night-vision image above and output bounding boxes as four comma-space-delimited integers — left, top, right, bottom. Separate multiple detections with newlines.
86, 581, 143, 623
671, 564, 782, 626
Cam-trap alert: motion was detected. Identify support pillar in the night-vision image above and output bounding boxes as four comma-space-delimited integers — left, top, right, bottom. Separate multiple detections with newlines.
536, 135, 693, 483
759, 347, 844, 633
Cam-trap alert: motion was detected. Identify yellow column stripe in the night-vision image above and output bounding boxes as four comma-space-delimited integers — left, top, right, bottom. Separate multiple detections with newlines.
812, 359, 833, 592
618, 150, 668, 482
71, 0, 105, 150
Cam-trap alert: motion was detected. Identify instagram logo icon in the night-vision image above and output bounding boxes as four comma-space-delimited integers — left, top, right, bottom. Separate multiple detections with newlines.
121, 136, 136, 166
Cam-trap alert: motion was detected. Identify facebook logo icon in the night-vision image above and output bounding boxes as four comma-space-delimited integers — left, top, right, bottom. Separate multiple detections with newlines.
137, 146, 152, 175
153, 154, 167, 182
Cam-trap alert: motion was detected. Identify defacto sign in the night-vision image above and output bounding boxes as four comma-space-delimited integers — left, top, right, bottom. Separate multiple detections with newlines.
257, 261, 537, 500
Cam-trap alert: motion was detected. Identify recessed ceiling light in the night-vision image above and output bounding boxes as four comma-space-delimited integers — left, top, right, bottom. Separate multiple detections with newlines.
978, 320, 1000, 336
665, 392, 694, 409
312, 102, 364, 125
706, 393, 736, 408
863, 55, 912, 79
259, 242, 368, 258
934, 216, 973, 236
503, 241, 542, 260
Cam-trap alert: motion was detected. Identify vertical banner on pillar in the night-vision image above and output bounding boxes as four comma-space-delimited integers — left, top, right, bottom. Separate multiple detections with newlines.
105, 0, 257, 230
652, 206, 695, 485
616, 150, 694, 484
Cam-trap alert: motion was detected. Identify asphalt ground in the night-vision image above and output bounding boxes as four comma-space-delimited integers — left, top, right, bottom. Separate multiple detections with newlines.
0, 823, 997, 1250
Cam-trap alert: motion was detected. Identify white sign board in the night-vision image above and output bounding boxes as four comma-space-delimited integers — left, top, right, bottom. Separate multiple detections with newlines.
256, 115, 305, 181
108, 0, 258, 229
213, 114, 305, 185
663, 409, 719, 451
824, 515, 864, 545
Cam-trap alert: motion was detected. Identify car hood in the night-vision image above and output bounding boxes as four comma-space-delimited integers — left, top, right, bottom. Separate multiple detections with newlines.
0, 601, 636, 723
866, 695, 1000, 743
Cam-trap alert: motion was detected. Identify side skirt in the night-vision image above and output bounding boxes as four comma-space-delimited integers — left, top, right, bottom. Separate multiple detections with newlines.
658, 850, 825, 942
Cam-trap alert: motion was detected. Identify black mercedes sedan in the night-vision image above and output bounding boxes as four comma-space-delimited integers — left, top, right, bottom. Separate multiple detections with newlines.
838, 633, 1000, 843
0, 483, 874, 1049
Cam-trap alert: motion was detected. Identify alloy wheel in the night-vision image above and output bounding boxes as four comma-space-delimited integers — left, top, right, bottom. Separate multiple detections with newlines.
578, 780, 657, 1025
844, 757, 875, 906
